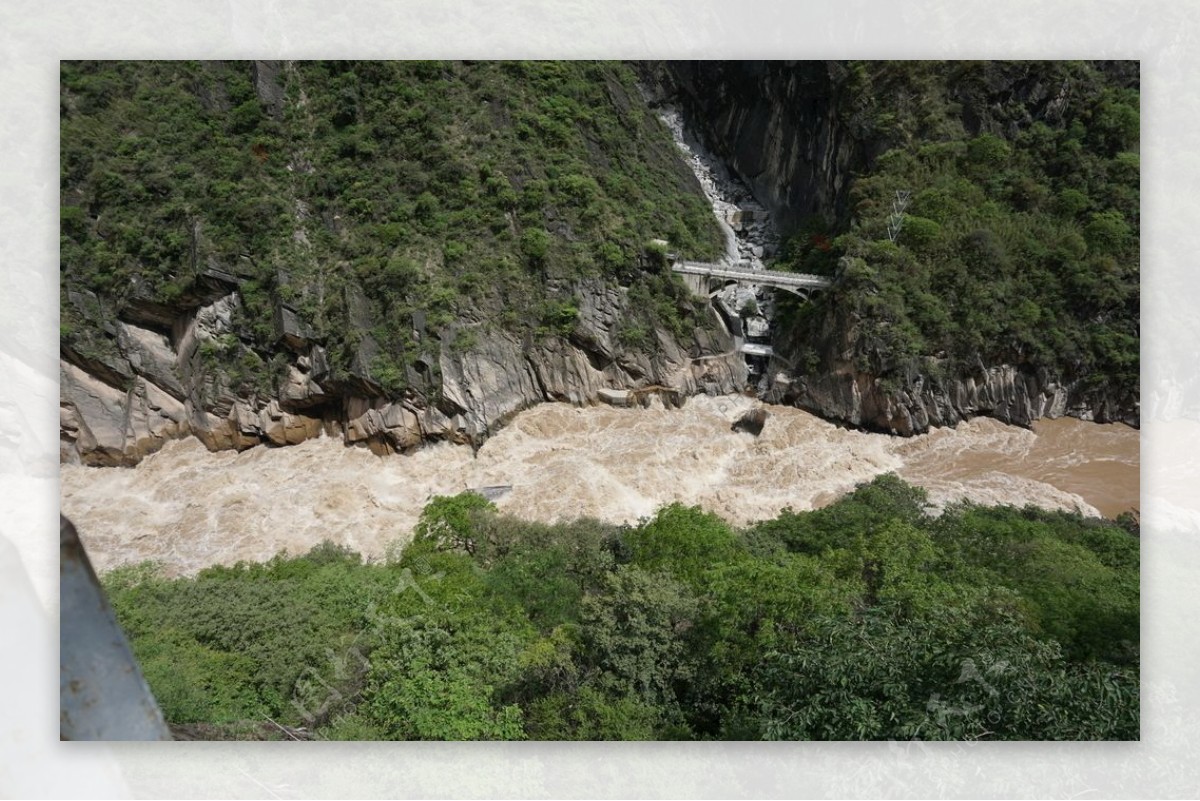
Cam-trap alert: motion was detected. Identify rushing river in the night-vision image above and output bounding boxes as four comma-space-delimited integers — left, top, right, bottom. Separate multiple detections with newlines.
60, 396, 1139, 576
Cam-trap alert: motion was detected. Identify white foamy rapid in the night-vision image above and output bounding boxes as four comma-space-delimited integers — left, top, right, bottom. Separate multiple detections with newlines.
60, 398, 1138, 576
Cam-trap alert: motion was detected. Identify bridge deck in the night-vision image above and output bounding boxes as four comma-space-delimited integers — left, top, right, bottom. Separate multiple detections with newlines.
672, 260, 831, 290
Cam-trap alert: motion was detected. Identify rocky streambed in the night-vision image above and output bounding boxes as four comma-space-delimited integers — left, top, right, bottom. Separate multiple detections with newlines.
656, 106, 781, 268
656, 104, 784, 391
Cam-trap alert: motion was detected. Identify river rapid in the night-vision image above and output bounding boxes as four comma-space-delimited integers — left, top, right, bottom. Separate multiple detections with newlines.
60, 396, 1139, 576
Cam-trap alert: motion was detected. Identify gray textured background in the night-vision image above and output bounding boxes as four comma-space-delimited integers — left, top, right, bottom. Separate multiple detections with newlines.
1, 0, 1195, 797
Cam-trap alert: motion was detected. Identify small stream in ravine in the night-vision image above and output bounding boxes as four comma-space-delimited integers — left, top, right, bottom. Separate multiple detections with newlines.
656, 105, 783, 391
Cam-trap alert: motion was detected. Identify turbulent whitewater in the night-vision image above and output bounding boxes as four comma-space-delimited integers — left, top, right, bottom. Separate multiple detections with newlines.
61, 396, 1138, 576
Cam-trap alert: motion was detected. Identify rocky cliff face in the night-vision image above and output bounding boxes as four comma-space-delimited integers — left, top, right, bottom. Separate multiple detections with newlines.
777, 363, 1136, 435
60, 277, 745, 466
654, 61, 1138, 235
769, 334, 1137, 437
761, 286, 1139, 435
649, 61, 1140, 434
646, 61, 866, 235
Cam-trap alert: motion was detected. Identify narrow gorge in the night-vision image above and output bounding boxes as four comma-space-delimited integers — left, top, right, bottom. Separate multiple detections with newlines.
58, 60, 1142, 548
56, 59, 1141, 745
649, 61, 1140, 434
60, 61, 1139, 474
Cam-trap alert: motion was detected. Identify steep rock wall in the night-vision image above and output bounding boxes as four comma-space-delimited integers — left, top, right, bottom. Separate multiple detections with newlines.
761, 273, 1139, 434
60, 278, 744, 466
772, 355, 1136, 436
650, 61, 866, 234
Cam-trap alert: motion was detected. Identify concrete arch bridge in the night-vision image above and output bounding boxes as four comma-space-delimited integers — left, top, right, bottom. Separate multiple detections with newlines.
671, 259, 832, 302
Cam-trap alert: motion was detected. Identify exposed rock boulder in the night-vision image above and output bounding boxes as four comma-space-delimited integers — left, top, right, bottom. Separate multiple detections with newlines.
598, 389, 632, 407
117, 322, 185, 400
260, 400, 324, 446
280, 361, 329, 409
124, 377, 190, 459
59, 362, 190, 466
274, 303, 315, 352
60, 361, 130, 466
732, 407, 768, 435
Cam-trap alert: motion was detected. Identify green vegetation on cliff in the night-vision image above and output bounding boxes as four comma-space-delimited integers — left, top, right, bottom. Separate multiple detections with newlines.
105, 476, 1139, 741
773, 61, 1139, 407
60, 60, 1140, 428
60, 60, 722, 397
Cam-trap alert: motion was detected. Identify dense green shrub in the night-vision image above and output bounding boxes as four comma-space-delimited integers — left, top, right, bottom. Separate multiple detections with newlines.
774, 61, 1138, 403
106, 476, 1139, 741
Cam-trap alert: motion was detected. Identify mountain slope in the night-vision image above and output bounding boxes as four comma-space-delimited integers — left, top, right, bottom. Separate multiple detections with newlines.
59, 60, 742, 464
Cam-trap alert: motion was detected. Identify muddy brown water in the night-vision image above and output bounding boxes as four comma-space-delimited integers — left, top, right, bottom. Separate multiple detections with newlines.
60, 396, 1139, 575
895, 415, 1139, 520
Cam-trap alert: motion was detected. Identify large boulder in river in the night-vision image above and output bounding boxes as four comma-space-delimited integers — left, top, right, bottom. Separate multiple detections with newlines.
732, 407, 768, 436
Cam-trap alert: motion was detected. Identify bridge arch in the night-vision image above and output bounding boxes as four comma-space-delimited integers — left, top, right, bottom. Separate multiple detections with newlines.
708, 277, 741, 297
775, 286, 809, 301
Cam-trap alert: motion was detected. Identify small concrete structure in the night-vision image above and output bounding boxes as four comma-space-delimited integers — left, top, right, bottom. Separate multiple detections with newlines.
598, 388, 632, 407
744, 315, 770, 338
740, 342, 775, 357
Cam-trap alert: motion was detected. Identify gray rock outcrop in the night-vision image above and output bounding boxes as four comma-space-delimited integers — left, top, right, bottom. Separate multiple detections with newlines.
772, 361, 1137, 436
648, 61, 864, 234
60, 278, 746, 465
765, 290, 1138, 434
